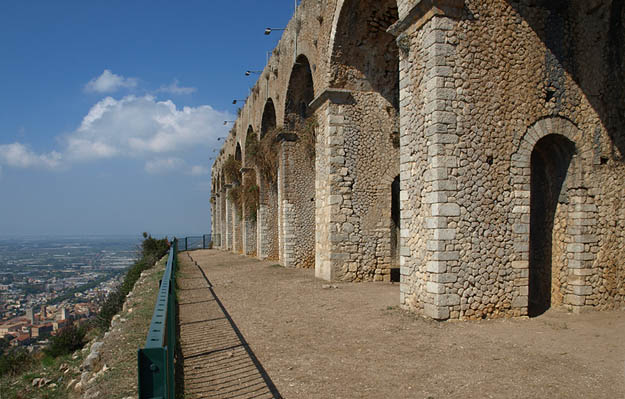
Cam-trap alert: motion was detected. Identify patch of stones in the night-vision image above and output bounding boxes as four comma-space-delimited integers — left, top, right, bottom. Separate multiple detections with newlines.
68, 268, 156, 399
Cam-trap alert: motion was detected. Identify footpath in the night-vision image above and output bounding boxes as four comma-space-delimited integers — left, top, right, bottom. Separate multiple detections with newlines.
177, 252, 279, 399
177, 249, 625, 399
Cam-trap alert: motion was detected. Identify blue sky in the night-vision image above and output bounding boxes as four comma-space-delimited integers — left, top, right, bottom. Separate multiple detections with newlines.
0, 1, 295, 237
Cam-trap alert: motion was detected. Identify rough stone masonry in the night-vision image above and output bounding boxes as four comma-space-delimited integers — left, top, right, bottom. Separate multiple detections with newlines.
210, 0, 625, 320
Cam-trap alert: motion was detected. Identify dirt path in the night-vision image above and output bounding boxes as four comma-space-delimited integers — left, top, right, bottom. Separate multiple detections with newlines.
180, 249, 625, 399
177, 252, 279, 399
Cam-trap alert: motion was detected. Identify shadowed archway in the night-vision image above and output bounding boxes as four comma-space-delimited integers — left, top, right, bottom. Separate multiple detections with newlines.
529, 134, 576, 316
261, 99, 277, 139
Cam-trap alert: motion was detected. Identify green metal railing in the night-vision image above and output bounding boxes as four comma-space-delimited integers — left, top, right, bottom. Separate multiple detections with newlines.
137, 238, 178, 399
179, 234, 212, 251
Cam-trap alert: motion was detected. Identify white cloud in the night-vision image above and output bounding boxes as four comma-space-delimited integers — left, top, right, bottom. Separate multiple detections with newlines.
65, 95, 231, 161
0, 94, 230, 176
0, 143, 62, 169
189, 165, 209, 176
84, 70, 138, 93
157, 79, 197, 95
144, 157, 185, 174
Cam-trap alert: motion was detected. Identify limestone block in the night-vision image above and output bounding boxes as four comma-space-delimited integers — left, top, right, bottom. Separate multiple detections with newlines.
424, 304, 450, 320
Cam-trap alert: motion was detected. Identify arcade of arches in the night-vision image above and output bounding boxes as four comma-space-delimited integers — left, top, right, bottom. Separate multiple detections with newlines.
211, 0, 625, 320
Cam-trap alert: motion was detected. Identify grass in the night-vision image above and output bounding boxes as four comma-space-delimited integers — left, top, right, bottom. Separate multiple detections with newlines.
0, 352, 81, 399
84, 255, 167, 399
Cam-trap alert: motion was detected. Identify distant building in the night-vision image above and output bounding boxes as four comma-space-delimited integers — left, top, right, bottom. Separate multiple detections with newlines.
0, 319, 28, 335
25, 308, 34, 324
11, 333, 30, 347
39, 305, 47, 321
31, 323, 53, 338
52, 319, 67, 331
56, 307, 69, 321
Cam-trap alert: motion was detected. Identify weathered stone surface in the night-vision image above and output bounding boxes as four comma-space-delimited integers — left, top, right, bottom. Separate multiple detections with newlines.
209, 0, 625, 321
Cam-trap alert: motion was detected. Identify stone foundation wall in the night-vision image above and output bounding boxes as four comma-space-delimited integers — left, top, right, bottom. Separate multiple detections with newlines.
261, 179, 280, 261
281, 140, 316, 268
337, 92, 400, 281
243, 218, 257, 256
233, 198, 243, 254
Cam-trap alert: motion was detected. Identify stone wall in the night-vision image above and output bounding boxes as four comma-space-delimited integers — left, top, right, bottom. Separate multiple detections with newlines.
210, 0, 625, 320
280, 140, 316, 268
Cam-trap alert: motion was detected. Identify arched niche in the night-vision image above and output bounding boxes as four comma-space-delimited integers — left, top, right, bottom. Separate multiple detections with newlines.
285, 54, 315, 130
529, 134, 576, 316
235, 143, 242, 162
261, 99, 277, 139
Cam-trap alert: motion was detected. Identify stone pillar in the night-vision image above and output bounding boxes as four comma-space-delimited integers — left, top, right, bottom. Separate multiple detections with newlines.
257, 172, 279, 260
241, 168, 258, 256
565, 192, 598, 312
390, 1, 465, 319
232, 183, 242, 254
309, 89, 353, 281
210, 195, 217, 247
257, 203, 269, 259
220, 189, 227, 249
279, 140, 297, 267
225, 184, 233, 251
277, 164, 283, 264
420, 17, 462, 320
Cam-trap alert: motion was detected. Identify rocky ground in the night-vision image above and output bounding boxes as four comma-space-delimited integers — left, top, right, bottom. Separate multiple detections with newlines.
179, 249, 625, 399
69, 254, 167, 399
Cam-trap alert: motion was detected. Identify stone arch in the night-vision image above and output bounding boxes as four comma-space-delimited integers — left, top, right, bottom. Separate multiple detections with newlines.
285, 54, 315, 128
510, 116, 596, 315
256, 98, 280, 260
261, 98, 277, 138
529, 134, 576, 316
329, 0, 399, 108
318, 0, 401, 281
235, 143, 242, 162
242, 125, 255, 168
278, 53, 317, 269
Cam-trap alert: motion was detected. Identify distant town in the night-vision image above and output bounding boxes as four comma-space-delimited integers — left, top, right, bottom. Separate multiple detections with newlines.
0, 236, 140, 350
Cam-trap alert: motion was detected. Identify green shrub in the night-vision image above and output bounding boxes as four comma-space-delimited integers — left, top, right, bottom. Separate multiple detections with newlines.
44, 324, 87, 358
0, 348, 33, 377
96, 234, 169, 329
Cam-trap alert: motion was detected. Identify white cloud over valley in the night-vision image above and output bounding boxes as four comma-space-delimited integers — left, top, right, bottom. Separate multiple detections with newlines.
84, 70, 138, 93
157, 79, 197, 95
0, 94, 230, 176
0, 143, 62, 169
65, 95, 230, 160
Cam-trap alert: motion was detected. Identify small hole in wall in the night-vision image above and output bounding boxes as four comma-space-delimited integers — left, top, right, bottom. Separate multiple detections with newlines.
600, 156, 608, 165
545, 88, 556, 102
310, 197, 314, 202
486, 155, 494, 165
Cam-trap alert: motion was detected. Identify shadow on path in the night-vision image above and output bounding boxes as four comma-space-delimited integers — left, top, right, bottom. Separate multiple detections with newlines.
177, 251, 282, 399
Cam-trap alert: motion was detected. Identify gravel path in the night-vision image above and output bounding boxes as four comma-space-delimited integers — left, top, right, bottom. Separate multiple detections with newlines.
179, 249, 625, 399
